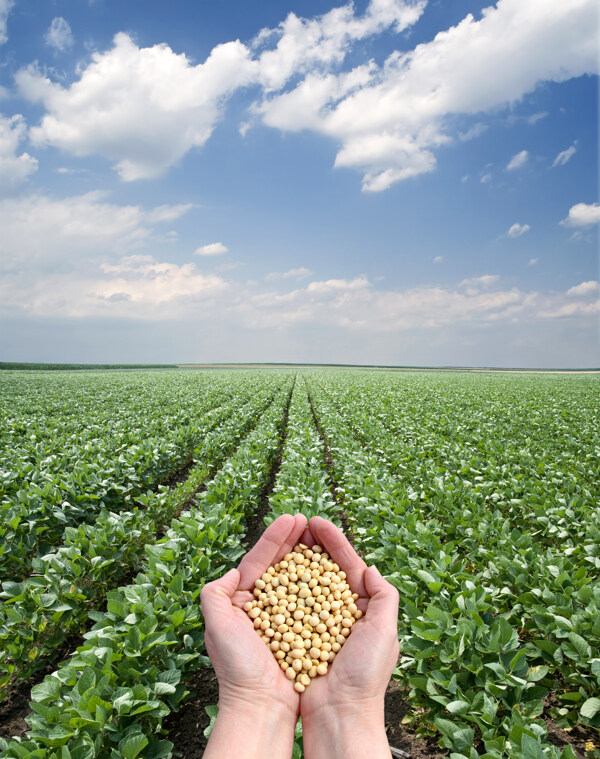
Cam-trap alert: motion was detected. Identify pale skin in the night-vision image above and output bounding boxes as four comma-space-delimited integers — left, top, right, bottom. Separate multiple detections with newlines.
200, 514, 400, 759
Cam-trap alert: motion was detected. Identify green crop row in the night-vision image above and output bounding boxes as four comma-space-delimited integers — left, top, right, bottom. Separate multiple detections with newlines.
306, 373, 600, 759
0, 384, 281, 695
0, 378, 293, 758
0, 371, 255, 581
265, 381, 339, 525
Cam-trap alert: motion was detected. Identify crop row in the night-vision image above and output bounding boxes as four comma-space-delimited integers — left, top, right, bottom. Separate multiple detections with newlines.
0, 371, 257, 582
0, 378, 293, 757
306, 373, 600, 758
265, 382, 338, 525
0, 382, 282, 695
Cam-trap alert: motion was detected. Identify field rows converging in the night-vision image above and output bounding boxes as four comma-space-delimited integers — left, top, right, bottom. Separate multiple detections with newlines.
0, 369, 598, 759
0, 372, 294, 756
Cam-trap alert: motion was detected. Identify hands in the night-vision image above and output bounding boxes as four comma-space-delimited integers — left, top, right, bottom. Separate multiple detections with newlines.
200, 513, 307, 759
298, 517, 399, 759
200, 514, 399, 759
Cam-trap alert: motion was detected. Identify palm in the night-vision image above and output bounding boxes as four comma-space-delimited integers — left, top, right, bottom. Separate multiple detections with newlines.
201, 513, 310, 718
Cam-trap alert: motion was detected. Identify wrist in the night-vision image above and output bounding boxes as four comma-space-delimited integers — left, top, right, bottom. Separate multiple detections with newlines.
204, 698, 297, 759
302, 702, 390, 759
218, 692, 297, 726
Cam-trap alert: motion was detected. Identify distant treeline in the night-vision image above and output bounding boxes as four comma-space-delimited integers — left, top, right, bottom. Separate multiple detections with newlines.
0, 363, 178, 371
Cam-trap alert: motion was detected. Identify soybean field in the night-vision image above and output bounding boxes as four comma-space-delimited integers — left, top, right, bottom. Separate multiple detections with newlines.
0, 368, 598, 759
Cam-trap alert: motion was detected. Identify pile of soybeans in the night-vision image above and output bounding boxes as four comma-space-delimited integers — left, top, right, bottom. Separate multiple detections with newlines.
244, 543, 362, 692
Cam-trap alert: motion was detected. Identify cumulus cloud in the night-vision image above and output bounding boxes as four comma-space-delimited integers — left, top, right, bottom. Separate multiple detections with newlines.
5, 264, 598, 333
552, 142, 577, 167
433, 256, 444, 263
567, 280, 599, 297
257, 0, 598, 191
0, 113, 38, 193
0, 191, 193, 269
45, 17, 74, 52
529, 258, 538, 266
506, 150, 529, 170
0, 0, 13, 45
18, 32, 256, 180
266, 267, 312, 281
15, 0, 599, 190
195, 242, 228, 256
560, 202, 600, 227
507, 222, 530, 238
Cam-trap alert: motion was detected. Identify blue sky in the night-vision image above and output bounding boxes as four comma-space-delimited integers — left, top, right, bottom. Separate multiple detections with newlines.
0, 0, 598, 367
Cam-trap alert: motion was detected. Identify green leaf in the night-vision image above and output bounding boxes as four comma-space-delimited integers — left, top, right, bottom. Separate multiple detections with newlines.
204, 705, 219, 739
580, 697, 600, 719
118, 733, 149, 759
521, 734, 546, 759
31, 677, 62, 703
446, 701, 471, 715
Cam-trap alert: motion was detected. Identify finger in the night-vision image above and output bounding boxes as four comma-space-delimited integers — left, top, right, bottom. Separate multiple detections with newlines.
299, 525, 314, 546
363, 565, 399, 630
237, 513, 306, 590
200, 568, 240, 632
308, 516, 368, 597
232, 589, 254, 609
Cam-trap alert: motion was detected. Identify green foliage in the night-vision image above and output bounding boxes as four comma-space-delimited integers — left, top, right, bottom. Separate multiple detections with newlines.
0, 370, 598, 759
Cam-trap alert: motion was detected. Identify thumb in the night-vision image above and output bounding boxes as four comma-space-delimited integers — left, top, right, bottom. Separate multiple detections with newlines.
364, 565, 399, 629
200, 568, 240, 629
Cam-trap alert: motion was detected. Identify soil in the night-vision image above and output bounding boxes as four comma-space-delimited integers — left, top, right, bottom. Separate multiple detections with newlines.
542, 693, 598, 758
305, 387, 355, 542
243, 381, 295, 551
0, 678, 31, 741
163, 667, 220, 757
164, 668, 446, 758
0, 631, 85, 741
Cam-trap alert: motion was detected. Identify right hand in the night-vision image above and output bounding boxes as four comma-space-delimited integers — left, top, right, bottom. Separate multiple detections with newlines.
298, 516, 400, 720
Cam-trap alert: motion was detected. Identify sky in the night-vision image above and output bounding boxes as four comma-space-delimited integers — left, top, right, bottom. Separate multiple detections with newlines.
0, 0, 598, 367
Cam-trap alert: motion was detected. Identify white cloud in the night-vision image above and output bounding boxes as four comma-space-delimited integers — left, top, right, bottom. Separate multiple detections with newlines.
2, 251, 599, 343
552, 142, 577, 167
481, 173, 492, 184
538, 300, 600, 319
0, 113, 38, 193
0, 191, 193, 268
506, 150, 529, 171
458, 122, 488, 141
529, 258, 538, 266
45, 17, 74, 52
257, 0, 598, 191
14, 0, 598, 191
0, 0, 13, 45
18, 32, 256, 180
146, 204, 194, 223
561, 202, 600, 227
195, 242, 228, 256
527, 111, 548, 125
567, 280, 599, 297
253, 0, 426, 92
507, 222, 530, 238
433, 256, 444, 263
0, 254, 229, 320
459, 274, 500, 296
266, 267, 312, 281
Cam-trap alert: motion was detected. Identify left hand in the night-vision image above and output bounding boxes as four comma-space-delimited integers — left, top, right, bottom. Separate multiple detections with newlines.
200, 513, 308, 722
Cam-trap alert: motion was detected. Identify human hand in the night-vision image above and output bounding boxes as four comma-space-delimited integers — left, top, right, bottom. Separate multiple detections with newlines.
298, 516, 399, 716
298, 516, 399, 758
200, 512, 308, 723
